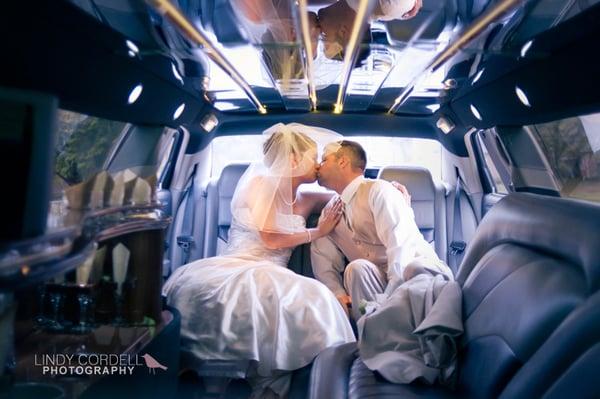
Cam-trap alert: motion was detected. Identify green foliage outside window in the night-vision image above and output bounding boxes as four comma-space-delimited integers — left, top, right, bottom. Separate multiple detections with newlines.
54, 111, 126, 186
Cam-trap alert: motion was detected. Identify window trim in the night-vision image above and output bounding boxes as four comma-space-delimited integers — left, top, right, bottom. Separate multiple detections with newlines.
475, 130, 511, 195
158, 128, 184, 189
102, 123, 134, 170
471, 132, 495, 194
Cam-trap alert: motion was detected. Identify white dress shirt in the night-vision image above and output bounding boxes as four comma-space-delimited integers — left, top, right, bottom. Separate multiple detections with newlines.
311, 176, 441, 295
346, 0, 417, 21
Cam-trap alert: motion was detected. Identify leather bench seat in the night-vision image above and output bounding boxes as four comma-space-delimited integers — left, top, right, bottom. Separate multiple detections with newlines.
309, 193, 600, 398
204, 165, 449, 264
378, 166, 448, 263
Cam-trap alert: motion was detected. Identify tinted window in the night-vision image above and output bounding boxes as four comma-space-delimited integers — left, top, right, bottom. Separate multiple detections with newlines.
48, 110, 127, 228
53, 110, 126, 199
211, 135, 442, 180
532, 113, 600, 202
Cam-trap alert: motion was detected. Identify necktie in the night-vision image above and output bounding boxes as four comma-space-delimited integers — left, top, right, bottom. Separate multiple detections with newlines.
341, 201, 353, 232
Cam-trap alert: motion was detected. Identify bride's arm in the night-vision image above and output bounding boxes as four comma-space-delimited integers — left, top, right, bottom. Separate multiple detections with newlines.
259, 199, 343, 250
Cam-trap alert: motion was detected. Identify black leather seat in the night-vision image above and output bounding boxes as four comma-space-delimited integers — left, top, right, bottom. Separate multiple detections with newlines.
203, 163, 249, 257
309, 193, 600, 398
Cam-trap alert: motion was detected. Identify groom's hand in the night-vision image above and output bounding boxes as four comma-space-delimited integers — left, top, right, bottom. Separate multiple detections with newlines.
391, 181, 412, 207
336, 294, 352, 317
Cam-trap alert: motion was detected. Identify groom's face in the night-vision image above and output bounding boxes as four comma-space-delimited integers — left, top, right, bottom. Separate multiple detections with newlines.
317, 153, 341, 189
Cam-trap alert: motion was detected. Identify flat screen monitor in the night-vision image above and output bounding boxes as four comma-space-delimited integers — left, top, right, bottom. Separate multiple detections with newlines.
0, 87, 57, 243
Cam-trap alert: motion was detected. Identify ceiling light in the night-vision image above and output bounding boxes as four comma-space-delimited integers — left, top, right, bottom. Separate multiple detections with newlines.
515, 86, 531, 107
443, 79, 457, 90
520, 40, 533, 58
171, 63, 184, 84
426, 104, 440, 112
470, 104, 482, 121
214, 101, 240, 111
436, 115, 455, 134
173, 103, 185, 120
202, 77, 210, 91
200, 113, 219, 132
127, 84, 143, 104
472, 68, 484, 85
126, 40, 139, 56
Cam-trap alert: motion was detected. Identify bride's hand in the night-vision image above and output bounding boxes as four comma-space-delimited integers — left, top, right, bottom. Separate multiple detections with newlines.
317, 198, 343, 236
391, 181, 411, 207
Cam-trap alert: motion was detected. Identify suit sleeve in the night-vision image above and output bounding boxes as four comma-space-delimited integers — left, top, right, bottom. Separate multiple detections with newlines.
310, 199, 347, 296
369, 181, 421, 286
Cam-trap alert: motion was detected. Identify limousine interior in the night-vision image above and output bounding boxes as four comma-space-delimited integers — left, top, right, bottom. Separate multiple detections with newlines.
1, 0, 599, 398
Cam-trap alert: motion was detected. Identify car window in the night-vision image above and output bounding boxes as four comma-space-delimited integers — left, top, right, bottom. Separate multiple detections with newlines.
48, 110, 127, 228
532, 112, 600, 203
211, 135, 442, 180
52, 110, 127, 199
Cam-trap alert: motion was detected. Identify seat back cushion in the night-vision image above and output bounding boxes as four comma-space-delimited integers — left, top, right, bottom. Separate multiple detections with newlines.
454, 193, 600, 397
204, 163, 248, 257
378, 165, 448, 262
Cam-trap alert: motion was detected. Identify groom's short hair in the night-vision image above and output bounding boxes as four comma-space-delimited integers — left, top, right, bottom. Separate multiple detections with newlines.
337, 140, 367, 171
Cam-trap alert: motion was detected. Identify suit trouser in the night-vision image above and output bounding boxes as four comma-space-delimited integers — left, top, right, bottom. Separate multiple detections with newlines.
344, 256, 452, 321
343, 259, 387, 322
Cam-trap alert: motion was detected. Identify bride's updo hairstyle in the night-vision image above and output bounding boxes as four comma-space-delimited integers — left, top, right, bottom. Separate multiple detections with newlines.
262, 130, 316, 169
261, 126, 319, 180
232, 123, 342, 234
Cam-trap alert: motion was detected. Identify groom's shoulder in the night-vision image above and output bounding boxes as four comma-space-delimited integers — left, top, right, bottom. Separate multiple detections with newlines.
360, 179, 395, 200
363, 178, 393, 191
364, 179, 401, 202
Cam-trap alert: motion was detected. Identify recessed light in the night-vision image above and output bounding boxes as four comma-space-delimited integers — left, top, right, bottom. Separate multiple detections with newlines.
443, 79, 457, 90
214, 101, 240, 111
200, 113, 219, 132
520, 40, 533, 58
127, 84, 143, 104
171, 63, 184, 84
470, 104, 482, 121
472, 68, 485, 85
173, 103, 185, 120
515, 86, 531, 107
426, 104, 440, 112
436, 115, 455, 134
126, 40, 139, 55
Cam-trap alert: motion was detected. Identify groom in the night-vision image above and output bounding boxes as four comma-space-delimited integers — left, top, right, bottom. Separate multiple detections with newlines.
311, 140, 451, 320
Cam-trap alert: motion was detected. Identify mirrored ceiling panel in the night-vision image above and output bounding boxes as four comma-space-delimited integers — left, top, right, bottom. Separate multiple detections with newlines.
65, 0, 589, 115
195, 0, 452, 113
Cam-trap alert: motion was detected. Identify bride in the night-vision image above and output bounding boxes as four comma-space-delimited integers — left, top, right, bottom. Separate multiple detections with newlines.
163, 123, 355, 398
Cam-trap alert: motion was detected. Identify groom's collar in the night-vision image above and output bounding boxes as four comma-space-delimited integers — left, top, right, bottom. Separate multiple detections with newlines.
340, 175, 364, 204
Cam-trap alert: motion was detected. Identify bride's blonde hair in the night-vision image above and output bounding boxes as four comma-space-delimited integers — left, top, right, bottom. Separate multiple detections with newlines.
262, 130, 316, 168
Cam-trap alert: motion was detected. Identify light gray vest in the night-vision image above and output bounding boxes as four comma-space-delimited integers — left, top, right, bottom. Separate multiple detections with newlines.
331, 180, 388, 268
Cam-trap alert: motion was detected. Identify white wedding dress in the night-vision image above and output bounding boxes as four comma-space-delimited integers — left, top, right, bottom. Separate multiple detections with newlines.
162, 211, 355, 381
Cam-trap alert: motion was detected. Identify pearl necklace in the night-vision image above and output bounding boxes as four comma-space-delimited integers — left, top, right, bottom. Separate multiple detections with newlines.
279, 189, 298, 206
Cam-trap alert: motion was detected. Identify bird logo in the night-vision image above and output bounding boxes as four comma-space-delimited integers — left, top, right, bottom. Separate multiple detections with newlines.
141, 353, 168, 374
